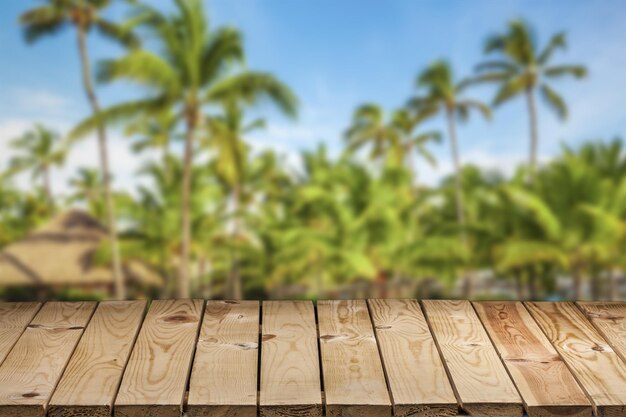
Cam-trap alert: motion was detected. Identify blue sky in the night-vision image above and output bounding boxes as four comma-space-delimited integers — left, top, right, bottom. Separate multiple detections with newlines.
1, 0, 625, 193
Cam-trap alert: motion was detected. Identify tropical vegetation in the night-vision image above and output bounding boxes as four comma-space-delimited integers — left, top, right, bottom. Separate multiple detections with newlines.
1, 5, 622, 301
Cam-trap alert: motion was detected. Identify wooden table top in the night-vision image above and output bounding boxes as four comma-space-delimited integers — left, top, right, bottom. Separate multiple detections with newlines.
0, 299, 624, 417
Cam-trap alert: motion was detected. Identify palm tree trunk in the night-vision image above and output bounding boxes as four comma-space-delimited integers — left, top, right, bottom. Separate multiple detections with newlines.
573, 265, 582, 300
42, 165, 54, 208
607, 268, 617, 301
230, 184, 242, 300
525, 87, 539, 185
179, 116, 195, 299
446, 108, 471, 298
445, 109, 465, 227
77, 26, 125, 300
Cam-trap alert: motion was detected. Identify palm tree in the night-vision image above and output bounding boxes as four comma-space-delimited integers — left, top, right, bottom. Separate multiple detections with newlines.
67, 167, 104, 217
475, 19, 587, 183
71, 0, 297, 298
409, 60, 491, 229
20, 0, 138, 300
345, 105, 440, 182
124, 110, 178, 170
344, 104, 399, 163
8, 124, 67, 207
389, 109, 441, 182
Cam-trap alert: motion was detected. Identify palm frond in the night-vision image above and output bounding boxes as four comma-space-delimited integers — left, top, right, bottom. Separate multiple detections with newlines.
19, 5, 67, 43
206, 72, 298, 118
69, 97, 170, 140
544, 65, 587, 79
201, 27, 244, 84
492, 75, 526, 106
537, 32, 566, 65
94, 18, 140, 49
539, 84, 568, 120
97, 50, 180, 91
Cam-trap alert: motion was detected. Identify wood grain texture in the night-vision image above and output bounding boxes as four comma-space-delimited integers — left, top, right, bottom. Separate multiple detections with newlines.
368, 299, 458, 417
526, 302, 626, 417
421, 300, 523, 417
260, 301, 322, 417
114, 299, 203, 417
0, 302, 41, 366
47, 301, 147, 417
473, 301, 591, 417
188, 300, 260, 417
318, 300, 391, 417
0, 301, 96, 417
576, 302, 626, 364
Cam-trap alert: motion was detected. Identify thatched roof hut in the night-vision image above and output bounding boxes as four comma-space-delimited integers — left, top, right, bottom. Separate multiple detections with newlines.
0, 209, 163, 291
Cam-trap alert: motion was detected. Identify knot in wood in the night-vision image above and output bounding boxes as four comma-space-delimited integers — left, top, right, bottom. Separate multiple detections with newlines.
158, 314, 196, 324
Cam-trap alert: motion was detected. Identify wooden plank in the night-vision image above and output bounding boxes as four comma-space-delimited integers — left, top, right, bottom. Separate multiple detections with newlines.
47, 301, 147, 417
114, 299, 203, 417
422, 300, 523, 417
0, 301, 96, 417
368, 299, 458, 417
260, 300, 322, 417
526, 301, 626, 417
318, 299, 391, 417
576, 302, 626, 363
0, 302, 41, 366
188, 300, 260, 417
473, 301, 591, 417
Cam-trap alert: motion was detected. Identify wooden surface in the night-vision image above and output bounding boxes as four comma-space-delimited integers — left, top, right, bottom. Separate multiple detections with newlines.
422, 300, 523, 417
0, 301, 96, 417
368, 299, 457, 417
114, 299, 203, 417
576, 301, 626, 363
318, 299, 391, 417
188, 300, 260, 417
0, 302, 41, 366
473, 301, 591, 417
0, 298, 623, 417
48, 301, 147, 417
260, 301, 322, 417
527, 301, 626, 417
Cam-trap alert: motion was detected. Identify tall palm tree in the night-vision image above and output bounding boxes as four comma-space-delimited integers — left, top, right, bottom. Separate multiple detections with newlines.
345, 104, 440, 180
389, 109, 441, 182
409, 60, 491, 228
8, 124, 67, 207
207, 100, 266, 299
71, 0, 297, 298
67, 167, 104, 217
20, 0, 138, 300
345, 104, 399, 163
475, 19, 587, 183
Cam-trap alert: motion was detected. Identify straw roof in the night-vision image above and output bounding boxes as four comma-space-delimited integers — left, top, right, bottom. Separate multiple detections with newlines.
0, 209, 163, 288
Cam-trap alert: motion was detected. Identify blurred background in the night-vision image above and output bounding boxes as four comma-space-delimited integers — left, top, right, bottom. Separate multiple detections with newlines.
1, 0, 625, 302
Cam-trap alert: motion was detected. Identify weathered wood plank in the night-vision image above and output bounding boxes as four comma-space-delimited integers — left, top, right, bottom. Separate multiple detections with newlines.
47, 301, 147, 417
260, 300, 322, 417
368, 299, 458, 417
576, 302, 626, 363
188, 300, 260, 417
473, 301, 591, 417
318, 299, 391, 417
0, 301, 96, 417
526, 301, 626, 417
114, 299, 204, 417
0, 302, 41, 366
422, 300, 523, 417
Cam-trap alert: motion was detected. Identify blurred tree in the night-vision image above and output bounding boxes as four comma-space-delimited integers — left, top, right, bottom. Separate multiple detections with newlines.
71, 0, 298, 298
7, 124, 66, 208
476, 19, 587, 183
409, 60, 491, 230
20, 0, 139, 300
